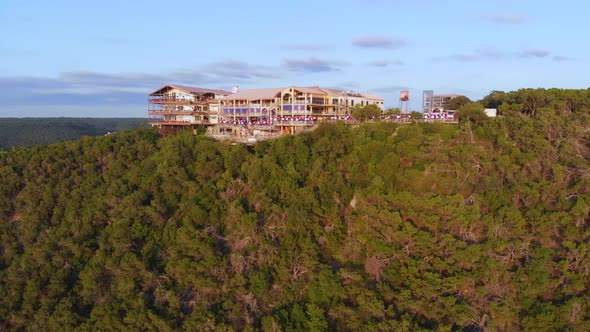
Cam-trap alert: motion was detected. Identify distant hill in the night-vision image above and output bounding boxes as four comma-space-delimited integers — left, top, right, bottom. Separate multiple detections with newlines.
0, 118, 148, 149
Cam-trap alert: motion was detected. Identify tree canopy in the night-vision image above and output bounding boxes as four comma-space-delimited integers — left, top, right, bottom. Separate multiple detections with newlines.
384, 107, 402, 115
0, 118, 147, 149
444, 95, 472, 110
0, 88, 589, 331
456, 102, 488, 125
352, 104, 382, 122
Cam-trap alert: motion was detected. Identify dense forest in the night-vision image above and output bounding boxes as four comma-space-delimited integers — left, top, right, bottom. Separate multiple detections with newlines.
0, 88, 589, 331
0, 118, 147, 149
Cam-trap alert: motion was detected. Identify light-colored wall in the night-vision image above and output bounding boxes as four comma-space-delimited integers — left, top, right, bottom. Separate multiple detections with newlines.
164, 89, 194, 101
327, 93, 384, 111
484, 108, 497, 117
364, 98, 385, 110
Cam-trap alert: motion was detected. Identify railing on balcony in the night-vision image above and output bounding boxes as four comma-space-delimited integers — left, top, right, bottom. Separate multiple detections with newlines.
149, 98, 217, 104
281, 100, 329, 105
149, 110, 190, 115
322, 116, 458, 125
207, 132, 283, 143
250, 124, 277, 130
216, 122, 277, 130
274, 120, 316, 126
232, 103, 276, 108
149, 119, 215, 125
325, 117, 360, 125
148, 109, 217, 115
149, 119, 191, 125
418, 118, 458, 124
214, 117, 317, 129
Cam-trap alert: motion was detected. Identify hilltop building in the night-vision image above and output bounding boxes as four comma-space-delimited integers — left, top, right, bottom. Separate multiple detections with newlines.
148, 84, 384, 136
148, 85, 232, 131
484, 108, 498, 117
422, 91, 461, 113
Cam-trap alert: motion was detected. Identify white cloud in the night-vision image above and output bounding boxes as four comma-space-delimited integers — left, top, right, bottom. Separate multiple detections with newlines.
352, 36, 407, 49
519, 49, 551, 58
284, 57, 344, 72
482, 14, 528, 24
369, 60, 404, 67
438, 48, 504, 62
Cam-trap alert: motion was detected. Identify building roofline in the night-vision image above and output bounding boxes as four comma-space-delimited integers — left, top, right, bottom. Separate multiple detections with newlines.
149, 84, 232, 96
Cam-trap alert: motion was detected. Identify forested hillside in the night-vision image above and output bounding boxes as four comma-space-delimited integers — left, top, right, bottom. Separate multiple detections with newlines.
0, 89, 589, 331
0, 118, 147, 149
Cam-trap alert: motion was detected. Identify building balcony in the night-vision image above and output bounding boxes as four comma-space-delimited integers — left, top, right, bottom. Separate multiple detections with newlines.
149, 119, 215, 125
281, 100, 329, 105
148, 98, 216, 105
149, 119, 192, 125
248, 103, 276, 108
274, 121, 315, 126
148, 110, 216, 116
250, 124, 277, 130
216, 122, 241, 129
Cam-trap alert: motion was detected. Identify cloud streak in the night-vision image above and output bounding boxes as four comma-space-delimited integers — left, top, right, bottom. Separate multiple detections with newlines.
369, 59, 404, 67
519, 49, 551, 58
0, 59, 284, 117
439, 48, 504, 62
518, 49, 571, 61
352, 36, 407, 49
438, 47, 570, 63
284, 57, 343, 72
482, 14, 528, 24
204, 60, 280, 80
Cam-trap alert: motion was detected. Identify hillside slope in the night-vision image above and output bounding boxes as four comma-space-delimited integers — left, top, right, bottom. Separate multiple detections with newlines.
0, 89, 589, 331
0, 117, 148, 149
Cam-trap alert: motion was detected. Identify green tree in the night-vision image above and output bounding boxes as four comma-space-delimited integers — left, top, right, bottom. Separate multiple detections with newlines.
0, 93, 589, 331
352, 104, 382, 122
410, 111, 422, 120
457, 102, 488, 126
444, 95, 472, 110
384, 108, 402, 115
480, 90, 506, 109
306, 303, 329, 331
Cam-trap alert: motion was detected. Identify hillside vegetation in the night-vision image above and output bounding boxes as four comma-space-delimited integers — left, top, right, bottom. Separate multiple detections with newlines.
0, 89, 589, 331
0, 117, 147, 149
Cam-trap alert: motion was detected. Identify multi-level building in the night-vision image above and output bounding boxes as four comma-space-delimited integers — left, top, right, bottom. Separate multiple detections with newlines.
149, 84, 384, 136
422, 91, 460, 113
219, 86, 384, 119
322, 88, 385, 113
148, 85, 232, 131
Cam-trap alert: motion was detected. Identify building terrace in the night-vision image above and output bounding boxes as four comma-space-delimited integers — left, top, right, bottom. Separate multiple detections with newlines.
148, 84, 385, 137
148, 84, 462, 141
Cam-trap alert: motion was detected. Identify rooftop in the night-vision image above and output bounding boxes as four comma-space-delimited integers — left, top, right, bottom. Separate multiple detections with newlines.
150, 84, 232, 96
223, 87, 285, 101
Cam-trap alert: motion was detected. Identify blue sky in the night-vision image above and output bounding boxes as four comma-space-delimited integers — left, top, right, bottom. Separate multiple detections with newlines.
0, 0, 588, 117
